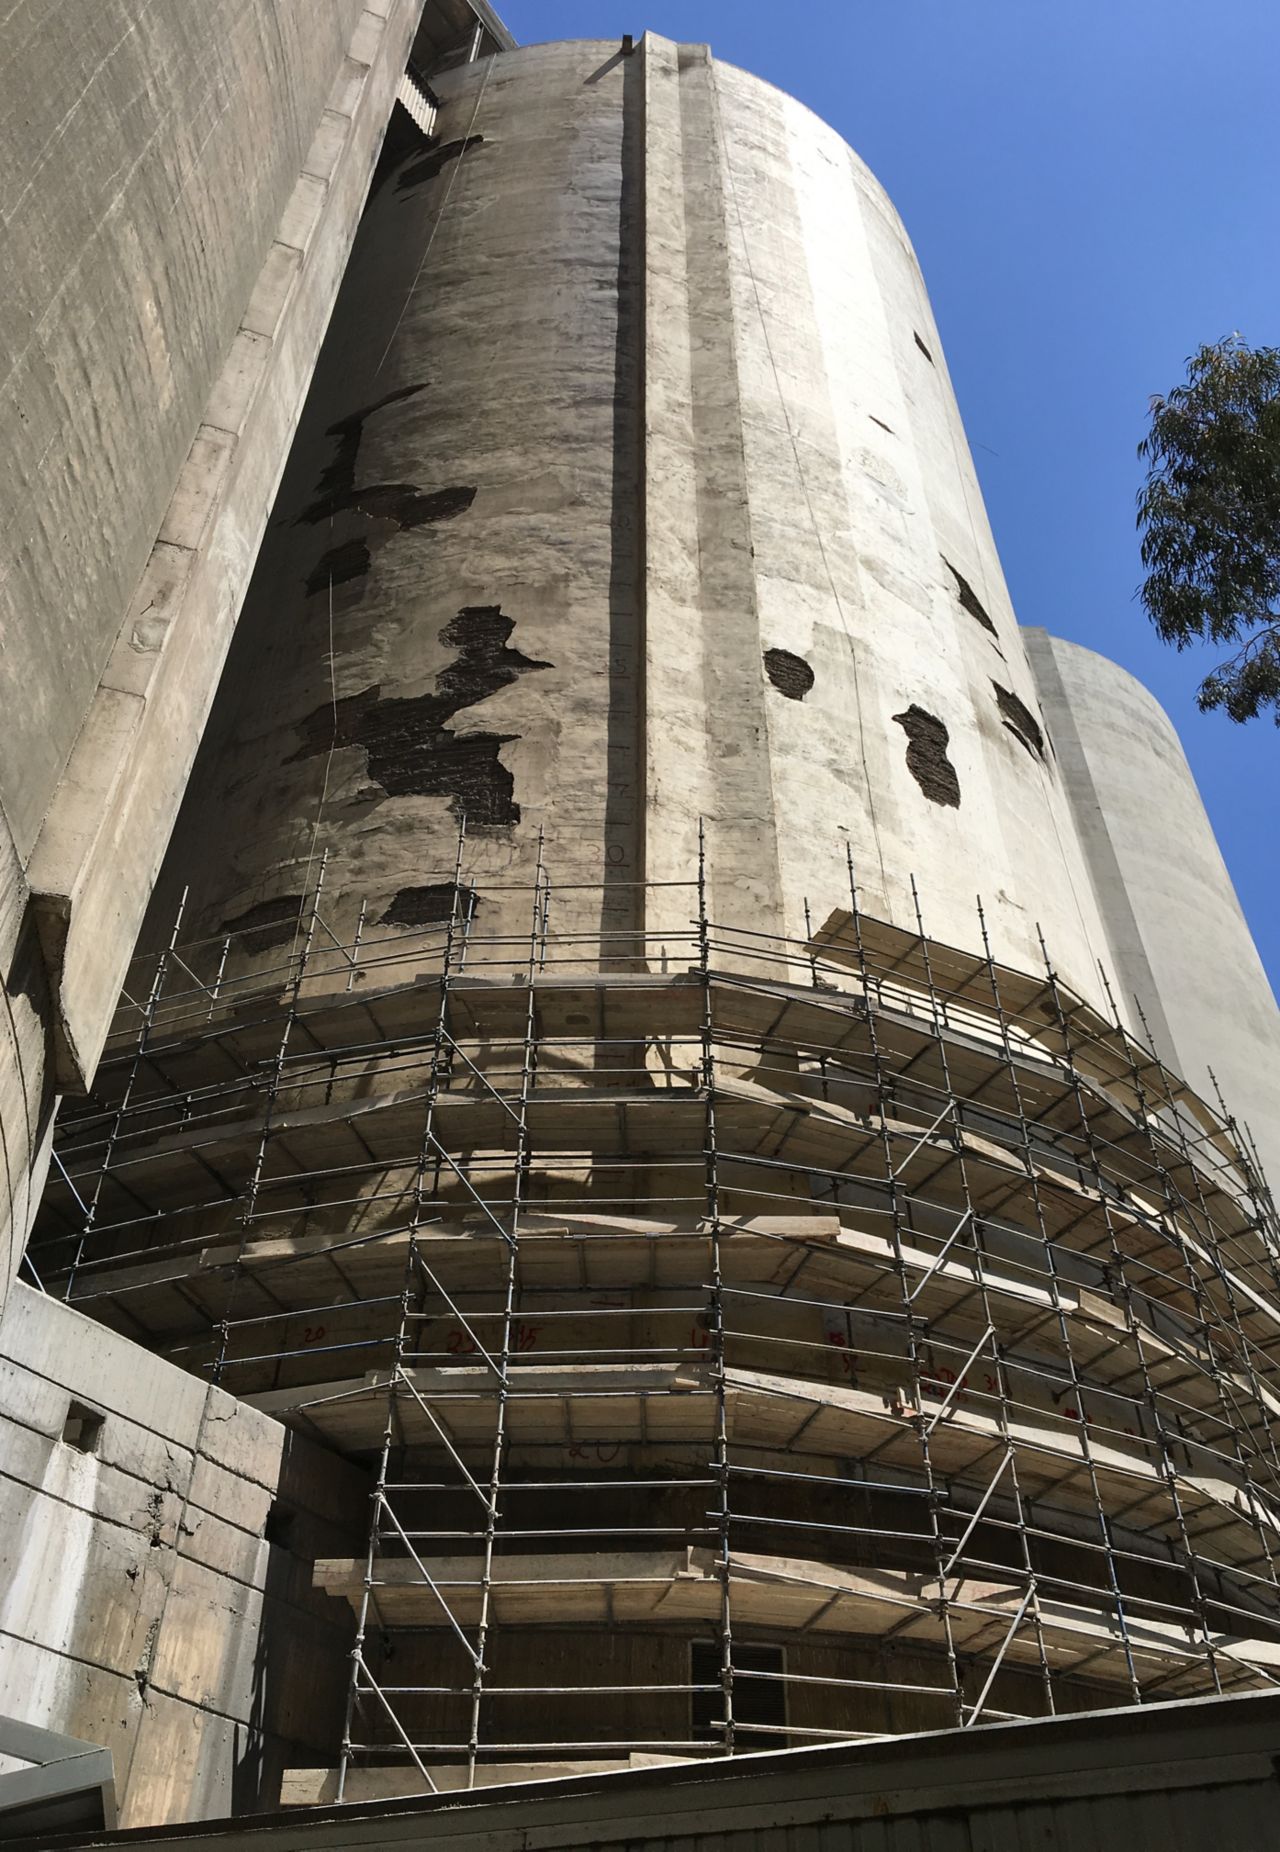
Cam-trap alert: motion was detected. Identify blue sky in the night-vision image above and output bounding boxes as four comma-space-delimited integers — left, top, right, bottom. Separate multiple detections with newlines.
499, 0, 1280, 994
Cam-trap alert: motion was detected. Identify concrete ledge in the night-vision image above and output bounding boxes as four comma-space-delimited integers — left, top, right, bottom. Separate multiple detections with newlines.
22, 1690, 1280, 1849
0, 1715, 116, 1839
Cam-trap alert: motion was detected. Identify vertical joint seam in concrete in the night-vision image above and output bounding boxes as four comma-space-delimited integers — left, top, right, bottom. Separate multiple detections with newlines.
1024, 631, 1177, 1063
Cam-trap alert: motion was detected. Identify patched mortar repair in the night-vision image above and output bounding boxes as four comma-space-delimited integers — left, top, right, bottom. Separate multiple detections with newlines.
893, 705, 962, 807
992, 682, 1047, 760
288, 606, 550, 826
943, 558, 998, 636
763, 648, 815, 701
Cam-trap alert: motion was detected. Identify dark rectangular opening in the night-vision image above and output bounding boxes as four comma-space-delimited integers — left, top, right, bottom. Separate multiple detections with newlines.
691, 1640, 787, 1746
61, 1400, 105, 1454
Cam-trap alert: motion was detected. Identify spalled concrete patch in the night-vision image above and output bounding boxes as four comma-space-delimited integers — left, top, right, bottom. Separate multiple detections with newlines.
380, 882, 478, 928
992, 681, 1046, 761
314, 383, 429, 505
219, 895, 304, 954
396, 134, 485, 191
297, 378, 476, 597
943, 559, 997, 637
893, 705, 961, 808
303, 480, 477, 531
288, 606, 550, 826
763, 648, 815, 701
305, 537, 371, 597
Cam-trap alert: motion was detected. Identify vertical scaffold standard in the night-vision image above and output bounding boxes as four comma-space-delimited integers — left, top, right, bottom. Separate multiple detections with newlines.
29, 832, 1280, 1803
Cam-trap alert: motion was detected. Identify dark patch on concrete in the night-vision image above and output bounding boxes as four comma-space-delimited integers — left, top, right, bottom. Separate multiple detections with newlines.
300, 381, 474, 584
263, 1505, 296, 1550
370, 96, 438, 196
145, 1488, 165, 1548
943, 559, 998, 636
380, 882, 480, 928
397, 134, 484, 191
869, 415, 894, 434
315, 383, 430, 505
893, 706, 961, 808
763, 648, 815, 701
303, 481, 476, 531
305, 538, 370, 597
221, 895, 304, 955
288, 606, 550, 827
5, 908, 51, 1019
992, 682, 1047, 760
914, 331, 935, 364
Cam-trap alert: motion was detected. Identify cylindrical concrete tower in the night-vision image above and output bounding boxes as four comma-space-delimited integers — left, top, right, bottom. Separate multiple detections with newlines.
149, 35, 1115, 1010
32, 35, 1280, 1808
1026, 631, 1280, 1190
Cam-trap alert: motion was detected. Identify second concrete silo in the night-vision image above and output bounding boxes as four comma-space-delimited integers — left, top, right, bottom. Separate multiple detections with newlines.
1027, 631, 1280, 1190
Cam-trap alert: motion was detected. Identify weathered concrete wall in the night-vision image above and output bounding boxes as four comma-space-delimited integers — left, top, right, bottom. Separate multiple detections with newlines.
1026, 631, 1280, 1191
148, 36, 1118, 1015
0, 1283, 364, 1827
1, 1, 435, 1312
0, 825, 53, 1334
0, 0, 362, 861
146, 36, 641, 970
639, 43, 1112, 987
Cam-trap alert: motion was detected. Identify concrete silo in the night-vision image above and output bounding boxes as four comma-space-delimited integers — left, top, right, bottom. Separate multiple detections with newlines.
28, 34, 1280, 1808
1027, 631, 1280, 1190
143, 37, 1116, 1002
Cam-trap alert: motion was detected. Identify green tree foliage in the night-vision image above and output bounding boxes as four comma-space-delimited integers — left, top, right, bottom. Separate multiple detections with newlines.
1137, 336, 1280, 722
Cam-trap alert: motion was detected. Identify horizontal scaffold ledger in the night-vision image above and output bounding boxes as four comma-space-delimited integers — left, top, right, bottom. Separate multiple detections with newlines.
29, 834, 1280, 1803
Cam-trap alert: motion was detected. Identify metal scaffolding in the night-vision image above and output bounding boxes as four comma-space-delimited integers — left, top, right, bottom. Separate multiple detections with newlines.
28, 833, 1280, 1802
